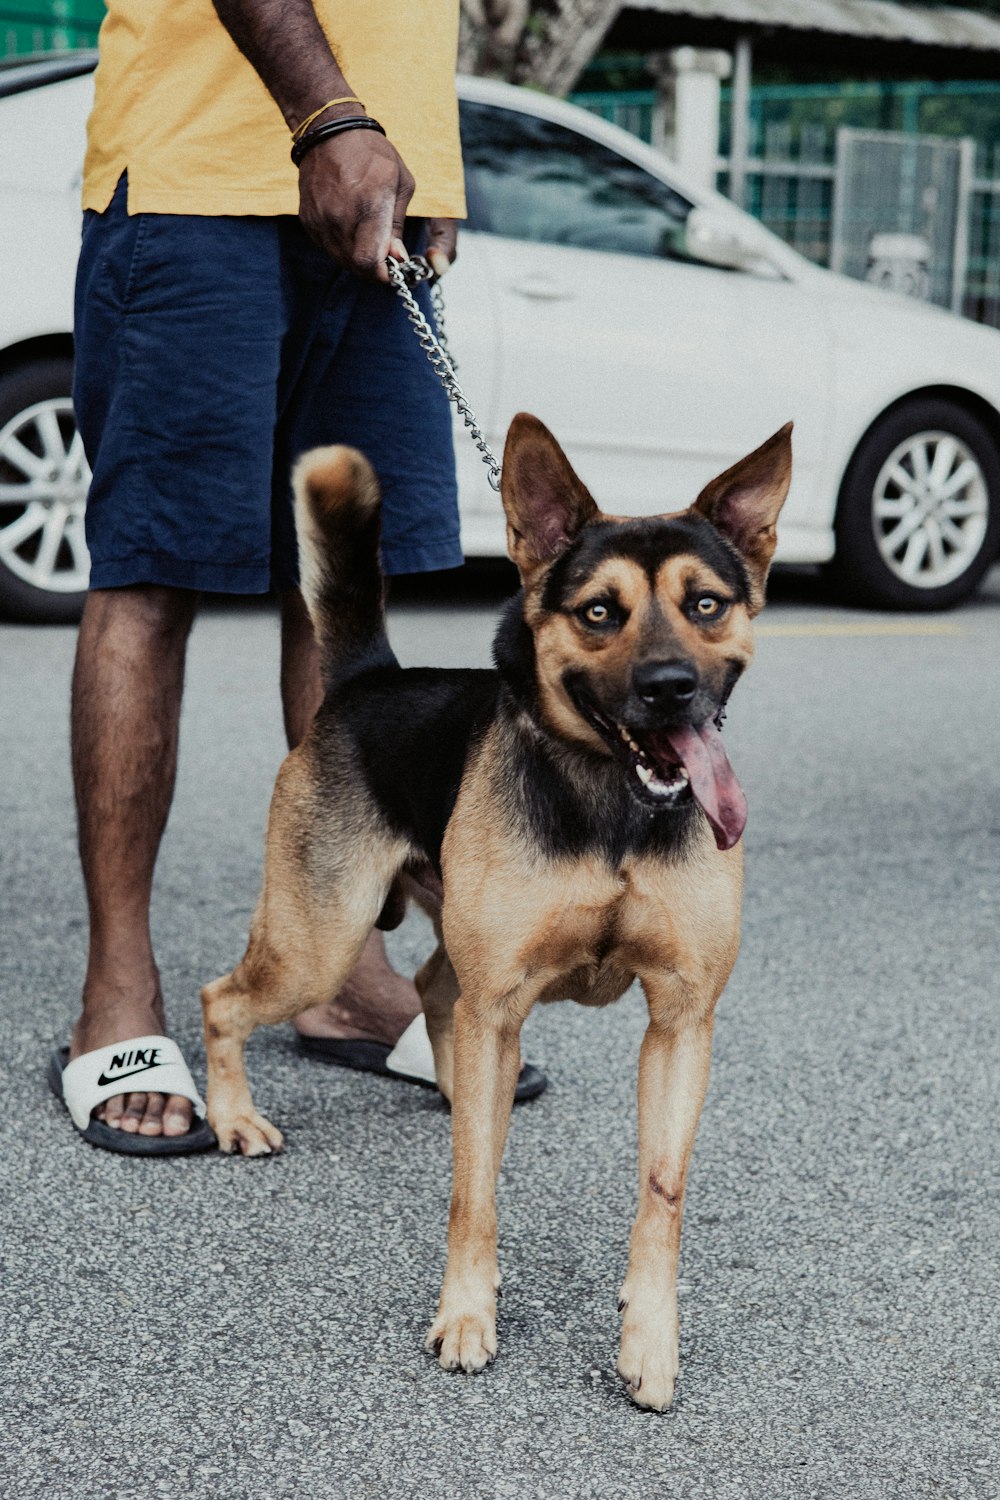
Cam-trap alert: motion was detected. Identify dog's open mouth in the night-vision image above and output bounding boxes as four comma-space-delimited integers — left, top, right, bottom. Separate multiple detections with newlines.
577, 697, 748, 851
610, 719, 691, 805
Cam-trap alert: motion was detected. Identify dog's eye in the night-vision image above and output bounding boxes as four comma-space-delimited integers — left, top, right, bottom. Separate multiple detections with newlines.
579, 600, 617, 628
693, 595, 726, 620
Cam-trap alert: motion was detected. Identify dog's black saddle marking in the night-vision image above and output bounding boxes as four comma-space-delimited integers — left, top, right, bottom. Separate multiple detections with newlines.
332, 666, 499, 872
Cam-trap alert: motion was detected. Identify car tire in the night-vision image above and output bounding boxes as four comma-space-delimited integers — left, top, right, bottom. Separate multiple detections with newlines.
831, 398, 1000, 611
0, 356, 90, 623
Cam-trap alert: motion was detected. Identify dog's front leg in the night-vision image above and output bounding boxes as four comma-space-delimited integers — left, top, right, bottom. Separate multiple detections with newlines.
617, 1001, 715, 1411
426, 994, 523, 1372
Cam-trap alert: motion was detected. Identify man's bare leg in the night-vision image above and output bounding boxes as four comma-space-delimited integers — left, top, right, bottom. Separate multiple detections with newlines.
70, 585, 199, 1136
278, 586, 424, 1047
69, 583, 414, 1144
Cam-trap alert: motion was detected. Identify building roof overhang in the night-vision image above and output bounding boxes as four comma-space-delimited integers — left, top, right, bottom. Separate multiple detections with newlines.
607, 0, 1000, 77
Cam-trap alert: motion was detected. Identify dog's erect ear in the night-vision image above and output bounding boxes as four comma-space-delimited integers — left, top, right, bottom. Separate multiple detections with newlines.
692, 423, 793, 613
501, 413, 599, 580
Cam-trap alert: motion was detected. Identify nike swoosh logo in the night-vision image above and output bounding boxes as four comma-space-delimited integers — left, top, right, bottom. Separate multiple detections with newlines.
96, 1062, 165, 1087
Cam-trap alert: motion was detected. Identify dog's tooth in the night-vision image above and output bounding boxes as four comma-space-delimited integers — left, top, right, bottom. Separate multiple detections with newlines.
635, 763, 653, 785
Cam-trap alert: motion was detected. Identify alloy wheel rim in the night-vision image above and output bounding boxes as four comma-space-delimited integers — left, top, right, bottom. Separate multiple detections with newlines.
872, 430, 989, 590
0, 397, 91, 594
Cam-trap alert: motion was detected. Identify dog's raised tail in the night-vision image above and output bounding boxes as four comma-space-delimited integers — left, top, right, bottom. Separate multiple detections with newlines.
292, 445, 393, 690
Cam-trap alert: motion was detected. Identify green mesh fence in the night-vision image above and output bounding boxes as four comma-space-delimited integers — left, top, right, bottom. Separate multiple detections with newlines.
0, 2, 102, 56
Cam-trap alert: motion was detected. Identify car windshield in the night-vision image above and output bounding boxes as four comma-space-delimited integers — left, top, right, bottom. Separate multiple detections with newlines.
459, 100, 698, 262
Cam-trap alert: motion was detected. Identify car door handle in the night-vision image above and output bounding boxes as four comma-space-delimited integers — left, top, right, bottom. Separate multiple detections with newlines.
508, 276, 577, 301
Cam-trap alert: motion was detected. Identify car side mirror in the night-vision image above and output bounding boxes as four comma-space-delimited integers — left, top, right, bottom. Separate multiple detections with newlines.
683, 207, 778, 276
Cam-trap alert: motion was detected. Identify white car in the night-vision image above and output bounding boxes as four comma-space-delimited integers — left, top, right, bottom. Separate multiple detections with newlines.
2, 52, 999, 620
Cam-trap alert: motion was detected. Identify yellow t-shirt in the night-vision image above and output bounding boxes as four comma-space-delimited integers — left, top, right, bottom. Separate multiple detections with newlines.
82, 0, 466, 219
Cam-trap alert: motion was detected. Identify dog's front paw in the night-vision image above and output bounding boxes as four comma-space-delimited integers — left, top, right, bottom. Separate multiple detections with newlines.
211, 1109, 284, 1157
425, 1304, 497, 1373
617, 1297, 679, 1411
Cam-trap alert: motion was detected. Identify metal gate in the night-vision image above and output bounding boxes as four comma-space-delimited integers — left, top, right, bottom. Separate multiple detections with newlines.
830, 128, 975, 312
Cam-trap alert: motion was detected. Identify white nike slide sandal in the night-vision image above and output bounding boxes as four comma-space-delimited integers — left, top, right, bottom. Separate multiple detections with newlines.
48, 1034, 216, 1155
297, 1013, 548, 1103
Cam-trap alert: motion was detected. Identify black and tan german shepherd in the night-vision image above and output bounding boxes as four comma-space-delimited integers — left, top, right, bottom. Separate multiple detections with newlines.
201, 413, 792, 1410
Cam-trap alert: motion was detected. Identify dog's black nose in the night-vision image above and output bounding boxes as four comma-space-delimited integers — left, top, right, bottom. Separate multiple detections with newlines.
633, 660, 698, 706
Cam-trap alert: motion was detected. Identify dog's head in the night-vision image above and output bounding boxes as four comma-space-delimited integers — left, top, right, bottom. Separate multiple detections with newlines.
499, 413, 792, 849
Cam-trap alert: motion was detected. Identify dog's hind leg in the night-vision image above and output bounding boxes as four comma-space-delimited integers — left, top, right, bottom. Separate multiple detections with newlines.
402, 873, 459, 1104
201, 749, 408, 1156
413, 941, 459, 1104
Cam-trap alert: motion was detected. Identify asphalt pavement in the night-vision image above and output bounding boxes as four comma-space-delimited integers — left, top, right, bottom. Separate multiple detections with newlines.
2, 563, 999, 1500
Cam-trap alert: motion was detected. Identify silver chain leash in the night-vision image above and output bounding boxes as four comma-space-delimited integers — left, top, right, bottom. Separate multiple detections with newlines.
386, 255, 502, 492
429, 281, 453, 371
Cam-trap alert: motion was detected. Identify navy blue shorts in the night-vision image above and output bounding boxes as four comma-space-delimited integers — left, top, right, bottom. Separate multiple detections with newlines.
73, 177, 463, 590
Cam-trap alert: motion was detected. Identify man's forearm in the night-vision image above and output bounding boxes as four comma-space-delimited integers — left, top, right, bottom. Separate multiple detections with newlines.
212, 0, 358, 133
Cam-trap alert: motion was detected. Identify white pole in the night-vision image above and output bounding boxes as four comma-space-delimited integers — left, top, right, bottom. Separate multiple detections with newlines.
952, 137, 975, 315
729, 34, 752, 209
669, 47, 732, 193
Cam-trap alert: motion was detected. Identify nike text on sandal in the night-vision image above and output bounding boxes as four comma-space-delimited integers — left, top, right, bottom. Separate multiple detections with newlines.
48, 1035, 217, 1156
297, 1013, 547, 1103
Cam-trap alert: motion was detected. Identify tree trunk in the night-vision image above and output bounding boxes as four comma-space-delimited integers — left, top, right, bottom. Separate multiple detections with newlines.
459, 0, 619, 95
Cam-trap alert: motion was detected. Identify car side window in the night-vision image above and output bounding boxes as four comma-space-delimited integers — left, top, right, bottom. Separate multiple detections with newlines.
459, 100, 696, 261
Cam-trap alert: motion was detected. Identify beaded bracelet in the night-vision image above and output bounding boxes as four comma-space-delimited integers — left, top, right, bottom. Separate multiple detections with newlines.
291, 115, 386, 166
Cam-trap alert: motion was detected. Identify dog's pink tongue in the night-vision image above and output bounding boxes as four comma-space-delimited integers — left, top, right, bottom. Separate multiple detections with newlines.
659, 723, 748, 851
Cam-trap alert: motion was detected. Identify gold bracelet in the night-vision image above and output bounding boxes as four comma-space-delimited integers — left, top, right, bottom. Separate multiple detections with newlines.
292, 97, 365, 142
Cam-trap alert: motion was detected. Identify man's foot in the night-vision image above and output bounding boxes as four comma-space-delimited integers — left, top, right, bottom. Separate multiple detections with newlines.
294, 930, 420, 1048
294, 931, 536, 1088
70, 987, 193, 1138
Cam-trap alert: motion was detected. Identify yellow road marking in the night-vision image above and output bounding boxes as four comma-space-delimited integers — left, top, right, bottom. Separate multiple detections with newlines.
757, 620, 963, 638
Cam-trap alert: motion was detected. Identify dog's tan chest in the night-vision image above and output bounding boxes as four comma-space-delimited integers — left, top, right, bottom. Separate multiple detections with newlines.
444, 805, 742, 1017
537, 846, 742, 1007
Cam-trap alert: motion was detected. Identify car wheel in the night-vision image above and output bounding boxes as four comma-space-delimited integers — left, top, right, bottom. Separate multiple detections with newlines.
832, 398, 1000, 610
0, 356, 90, 623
